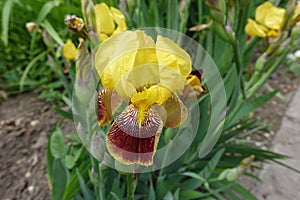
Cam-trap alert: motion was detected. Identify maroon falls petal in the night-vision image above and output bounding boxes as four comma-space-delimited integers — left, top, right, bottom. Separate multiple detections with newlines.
106, 104, 163, 166
98, 89, 114, 126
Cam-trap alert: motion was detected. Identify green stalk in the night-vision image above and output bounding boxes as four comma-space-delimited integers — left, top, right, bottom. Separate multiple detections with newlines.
126, 173, 134, 200
248, 47, 291, 96
232, 40, 247, 99
98, 164, 105, 200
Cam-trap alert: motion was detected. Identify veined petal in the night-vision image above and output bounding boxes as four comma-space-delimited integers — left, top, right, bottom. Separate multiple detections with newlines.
106, 104, 163, 166
245, 19, 267, 37
63, 39, 78, 61
255, 2, 285, 30
98, 89, 123, 126
156, 35, 192, 76
98, 89, 114, 126
94, 3, 115, 37
162, 94, 188, 128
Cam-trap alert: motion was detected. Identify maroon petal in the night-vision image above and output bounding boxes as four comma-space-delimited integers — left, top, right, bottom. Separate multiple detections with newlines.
98, 89, 122, 126
106, 104, 163, 166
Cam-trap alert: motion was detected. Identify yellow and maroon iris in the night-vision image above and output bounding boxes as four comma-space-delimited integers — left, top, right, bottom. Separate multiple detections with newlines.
95, 30, 205, 166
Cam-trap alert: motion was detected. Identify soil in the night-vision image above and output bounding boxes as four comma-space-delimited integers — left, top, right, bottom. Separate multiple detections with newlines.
0, 93, 74, 200
0, 66, 299, 199
248, 66, 300, 149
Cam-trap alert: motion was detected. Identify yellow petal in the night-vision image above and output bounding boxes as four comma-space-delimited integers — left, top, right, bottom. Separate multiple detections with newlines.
245, 19, 267, 37
94, 3, 115, 37
183, 74, 206, 101
126, 64, 159, 89
267, 29, 279, 38
293, 3, 300, 22
110, 7, 127, 34
99, 33, 109, 41
131, 84, 172, 109
255, 2, 285, 30
162, 94, 188, 128
156, 35, 192, 76
95, 31, 139, 88
62, 39, 78, 61
95, 30, 157, 94
159, 65, 186, 91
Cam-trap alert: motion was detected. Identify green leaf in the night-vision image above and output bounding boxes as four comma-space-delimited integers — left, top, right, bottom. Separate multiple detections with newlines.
227, 90, 278, 128
76, 169, 96, 200
1, 0, 17, 46
181, 148, 225, 190
179, 190, 204, 200
42, 20, 64, 46
163, 191, 173, 200
53, 106, 74, 121
52, 159, 68, 200
231, 183, 257, 200
65, 155, 76, 169
50, 127, 65, 158
181, 172, 207, 182
148, 175, 155, 200
46, 129, 55, 184
36, 1, 58, 24
19, 51, 46, 91
63, 153, 91, 200
166, 0, 178, 31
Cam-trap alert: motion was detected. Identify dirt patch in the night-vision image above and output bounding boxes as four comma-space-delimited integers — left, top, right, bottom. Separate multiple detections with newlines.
248, 66, 300, 148
0, 93, 74, 200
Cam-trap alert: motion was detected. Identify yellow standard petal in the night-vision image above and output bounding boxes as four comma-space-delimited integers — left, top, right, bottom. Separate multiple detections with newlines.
110, 7, 127, 34
245, 19, 267, 38
255, 2, 285, 30
156, 35, 192, 76
63, 39, 78, 61
95, 30, 157, 96
94, 3, 115, 37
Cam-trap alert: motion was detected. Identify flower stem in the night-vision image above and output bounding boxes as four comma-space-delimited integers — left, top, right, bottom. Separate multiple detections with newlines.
126, 174, 134, 200
232, 40, 247, 99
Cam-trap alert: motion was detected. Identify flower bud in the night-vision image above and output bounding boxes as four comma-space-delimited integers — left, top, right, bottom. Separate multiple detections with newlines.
213, 22, 235, 44
81, 0, 96, 30
205, 0, 226, 25
26, 22, 38, 32
64, 15, 84, 33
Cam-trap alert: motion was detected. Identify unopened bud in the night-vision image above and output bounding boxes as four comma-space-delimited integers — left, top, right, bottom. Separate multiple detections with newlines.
213, 22, 235, 44
64, 15, 84, 33
26, 22, 38, 32
205, 0, 226, 25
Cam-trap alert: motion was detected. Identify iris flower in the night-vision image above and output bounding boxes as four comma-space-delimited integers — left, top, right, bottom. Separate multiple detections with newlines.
245, 2, 285, 38
95, 30, 205, 166
62, 39, 78, 61
94, 3, 127, 41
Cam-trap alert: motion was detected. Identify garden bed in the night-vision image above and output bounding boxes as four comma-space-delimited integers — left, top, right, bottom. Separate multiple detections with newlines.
0, 66, 299, 199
